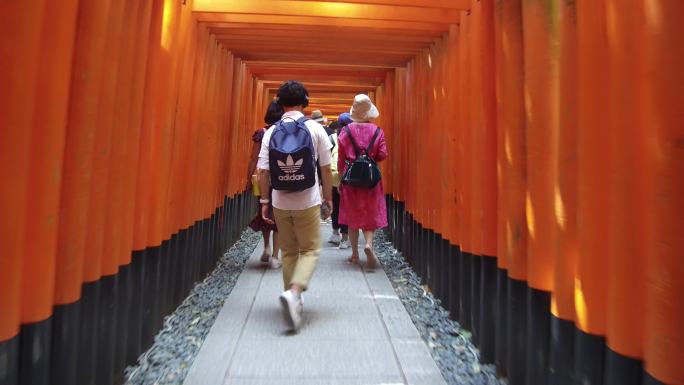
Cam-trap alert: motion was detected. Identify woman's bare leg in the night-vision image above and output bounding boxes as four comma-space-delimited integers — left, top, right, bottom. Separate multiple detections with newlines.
363, 230, 378, 268
272, 231, 279, 259
260, 229, 272, 262
348, 228, 360, 263
269, 231, 282, 268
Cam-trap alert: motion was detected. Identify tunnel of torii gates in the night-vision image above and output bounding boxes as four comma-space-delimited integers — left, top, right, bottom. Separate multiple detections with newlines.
0, 0, 682, 385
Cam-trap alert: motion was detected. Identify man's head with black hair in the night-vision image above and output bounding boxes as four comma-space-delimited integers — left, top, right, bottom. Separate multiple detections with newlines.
276, 80, 309, 108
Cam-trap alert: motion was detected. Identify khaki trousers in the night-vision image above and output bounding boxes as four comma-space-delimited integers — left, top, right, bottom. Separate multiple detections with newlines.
272, 205, 321, 291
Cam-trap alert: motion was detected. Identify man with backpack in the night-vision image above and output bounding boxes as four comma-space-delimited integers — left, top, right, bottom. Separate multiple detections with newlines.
257, 81, 333, 332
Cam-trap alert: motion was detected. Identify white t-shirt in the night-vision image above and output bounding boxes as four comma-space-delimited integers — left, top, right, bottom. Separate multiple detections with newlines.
257, 110, 332, 210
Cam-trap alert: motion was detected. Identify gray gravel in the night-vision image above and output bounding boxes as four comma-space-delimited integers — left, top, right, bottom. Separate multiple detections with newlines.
124, 228, 261, 385
373, 230, 506, 385
124, 226, 504, 385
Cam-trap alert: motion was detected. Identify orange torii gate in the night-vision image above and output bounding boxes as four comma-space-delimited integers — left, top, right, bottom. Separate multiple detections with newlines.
0, 1, 682, 385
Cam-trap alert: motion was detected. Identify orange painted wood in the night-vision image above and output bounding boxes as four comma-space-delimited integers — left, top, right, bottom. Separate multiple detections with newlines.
521, 0, 559, 292
126, 0, 155, 252
552, 0, 578, 322
408, 56, 422, 226
494, 0, 526, 279
186, 27, 212, 225
404, 61, 418, 219
133, 0, 164, 249
160, 2, 186, 236
205, 22, 444, 39
469, 1, 484, 256
194, 13, 450, 32
182, 26, 205, 228
227, 59, 246, 198
207, 39, 225, 212
382, 72, 395, 197
199, 38, 216, 214
56, 0, 112, 303
255, 74, 385, 86
169, 9, 201, 232
474, 0, 498, 257
642, 1, 684, 383
21, 0, 79, 323
194, 36, 215, 215
445, 24, 460, 245
605, 0, 648, 361
433, 39, 448, 236
148, 0, 182, 244
4, 2, 684, 380
219, 50, 236, 201
225, 56, 238, 199
494, 0, 506, 270
575, 0, 610, 335
99, 0, 134, 276
458, 10, 473, 254
112, 0, 142, 267
206, 34, 221, 211
0, 0, 46, 339
238, 69, 255, 197
213, 29, 436, 44
393, 68, 407, 203
166, 2, 200, 234
286, 0, 471, 9
193, 0, 460, 24
83, 0, 126, 280
217, 41, 424, 56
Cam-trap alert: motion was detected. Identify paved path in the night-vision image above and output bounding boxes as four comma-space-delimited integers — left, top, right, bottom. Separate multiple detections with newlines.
184, 223, 447, 385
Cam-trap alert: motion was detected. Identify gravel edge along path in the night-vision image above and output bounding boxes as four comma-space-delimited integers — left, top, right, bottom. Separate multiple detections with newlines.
125, 227, 505, 385
124, 229, 261, 385
373, 230, 506, 385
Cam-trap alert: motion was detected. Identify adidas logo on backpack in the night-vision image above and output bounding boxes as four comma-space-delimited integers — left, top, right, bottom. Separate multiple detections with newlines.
277, 155, 306, 181
269, 117, 316, 191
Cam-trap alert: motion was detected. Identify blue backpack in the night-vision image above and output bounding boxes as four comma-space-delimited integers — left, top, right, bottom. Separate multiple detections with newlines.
268, 116, 316, 191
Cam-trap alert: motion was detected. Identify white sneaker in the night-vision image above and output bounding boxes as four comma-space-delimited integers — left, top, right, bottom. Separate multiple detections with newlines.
328, 233, 341, 245
279, 290, 303, 331
338, 239, 350, 249
270, 257, 282, 269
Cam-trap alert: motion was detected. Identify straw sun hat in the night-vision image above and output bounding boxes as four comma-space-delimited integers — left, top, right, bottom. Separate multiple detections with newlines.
349, 94, 379, 122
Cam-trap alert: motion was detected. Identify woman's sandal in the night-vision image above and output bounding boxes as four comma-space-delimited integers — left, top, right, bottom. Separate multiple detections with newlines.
347, 255, 360, 264
364, 247, 378, 269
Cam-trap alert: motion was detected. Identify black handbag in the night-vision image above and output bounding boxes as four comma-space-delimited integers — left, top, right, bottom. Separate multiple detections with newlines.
341, 126, 382, 189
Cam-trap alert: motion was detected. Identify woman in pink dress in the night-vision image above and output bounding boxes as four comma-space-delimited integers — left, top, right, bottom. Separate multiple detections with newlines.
337, 94, 388, 268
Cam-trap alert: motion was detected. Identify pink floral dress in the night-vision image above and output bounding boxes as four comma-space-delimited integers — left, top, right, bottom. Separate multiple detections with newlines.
337, 122, 388, 230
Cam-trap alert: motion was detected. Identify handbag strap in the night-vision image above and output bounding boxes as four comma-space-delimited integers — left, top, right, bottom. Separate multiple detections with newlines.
366, 127, 381, 156
343, 126, 361, 158
343, 125, 381, 158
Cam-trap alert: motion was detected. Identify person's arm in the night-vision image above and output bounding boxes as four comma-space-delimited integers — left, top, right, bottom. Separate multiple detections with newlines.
375, 129, 388, 162
337, 132, 347, 178
319, 164, 333, 219
258, 169, 274, 224
315, 124, 334, 213
330, 134, 338, 175
256, 129, 275, 224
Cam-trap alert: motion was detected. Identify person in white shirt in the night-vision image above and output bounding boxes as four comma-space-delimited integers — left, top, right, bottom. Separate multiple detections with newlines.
257, 81, 333, 331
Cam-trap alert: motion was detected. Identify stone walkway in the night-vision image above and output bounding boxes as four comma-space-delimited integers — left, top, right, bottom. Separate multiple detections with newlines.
183, 223, 447, 385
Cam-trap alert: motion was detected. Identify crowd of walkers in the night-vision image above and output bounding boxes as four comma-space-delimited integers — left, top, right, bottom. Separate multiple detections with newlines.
246, 80, 388, 331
